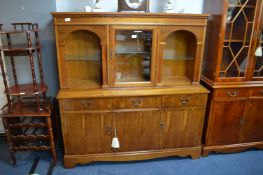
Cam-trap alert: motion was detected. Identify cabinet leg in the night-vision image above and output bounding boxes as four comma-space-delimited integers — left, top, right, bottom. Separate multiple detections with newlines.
46, 116, 57, 164
190, 152, 201, 159
2, 118, 17, 166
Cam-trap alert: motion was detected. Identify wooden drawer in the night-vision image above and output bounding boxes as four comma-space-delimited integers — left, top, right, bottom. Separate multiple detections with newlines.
163, 94, 207, 108
250, 88, 263, 98
215, 89, 248, 99
60, 98, 112, 111
113, 96, 161, 109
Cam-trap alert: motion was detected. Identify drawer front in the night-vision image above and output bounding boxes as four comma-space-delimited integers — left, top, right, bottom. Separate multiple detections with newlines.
250, 88, 263, 98
113, 96, 161, 109
61, 98, 112, 111
163, 94, 207, 108
215, 89, 248, 99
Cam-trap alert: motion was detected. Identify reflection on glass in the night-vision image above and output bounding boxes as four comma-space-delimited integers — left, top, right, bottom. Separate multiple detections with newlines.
115, 30, 152, 83
254, 33, 263, 77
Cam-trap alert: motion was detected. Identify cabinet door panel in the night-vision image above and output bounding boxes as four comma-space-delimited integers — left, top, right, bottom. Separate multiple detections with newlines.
206, 101, 245, 146
62, 113, 111, 155
159, 108, 204, 149
113, 111, 160, 152
241, 100, 263, 142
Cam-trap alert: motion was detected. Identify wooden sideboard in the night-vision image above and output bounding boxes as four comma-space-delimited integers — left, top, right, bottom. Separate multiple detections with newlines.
52, 12, 209, 168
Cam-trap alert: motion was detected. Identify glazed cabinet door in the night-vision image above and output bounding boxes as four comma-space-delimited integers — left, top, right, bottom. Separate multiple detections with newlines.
55, 26, 107, 89
240, 99, 263, 142
112, 110, 160, 152
109, 26, 157, 87
61, 113, 112, 155
217, 0, 259, 81
206, 101, 246, 146
159, 108, 205, 149
252, 12, 263, 80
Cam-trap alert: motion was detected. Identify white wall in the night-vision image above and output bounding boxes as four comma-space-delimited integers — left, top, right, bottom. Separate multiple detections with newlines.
56, 0, 204, 14
0, 39, 6, 133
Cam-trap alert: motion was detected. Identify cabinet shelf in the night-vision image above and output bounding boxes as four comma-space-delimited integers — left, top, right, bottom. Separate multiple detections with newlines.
5, 84, 48, 96
1, 45, 41, 56
115, 51, 150, 54
0, 29, 40, 34
14, 145, 50, 151
2, 100, 50, 117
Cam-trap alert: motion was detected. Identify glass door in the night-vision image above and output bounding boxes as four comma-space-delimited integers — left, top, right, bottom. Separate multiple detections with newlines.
219, 0, 257, 79
253, 30, 263, 79
111, 26, 156, 87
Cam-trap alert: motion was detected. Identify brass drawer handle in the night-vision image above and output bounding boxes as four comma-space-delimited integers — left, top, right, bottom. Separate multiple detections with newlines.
131, 99, 142, 107
180, 97, 189, 105
80, 100, 93, 107
86, 99, 93, 107
81, 100, 85, 106
226, 91, 238, 97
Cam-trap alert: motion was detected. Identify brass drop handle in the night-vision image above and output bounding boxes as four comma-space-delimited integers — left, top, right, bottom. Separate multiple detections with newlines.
180, 97, 189, 105
226, 91, 238, 97
160, 122, 165, 130
81, 100, 85, 106
131, 98, 142, 107
86, 99, 93, 107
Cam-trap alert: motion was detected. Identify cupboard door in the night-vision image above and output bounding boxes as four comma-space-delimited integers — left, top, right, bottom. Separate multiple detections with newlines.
62, 113, 112, 155
159, 108, 204, 149
113, 111, 160, 152
240, 99, 263, 142
206, 101, 246, 146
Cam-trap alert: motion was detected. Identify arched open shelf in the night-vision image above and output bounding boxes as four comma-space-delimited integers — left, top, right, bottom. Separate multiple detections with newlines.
162, 30, 197, 86
64, 30, 102, 89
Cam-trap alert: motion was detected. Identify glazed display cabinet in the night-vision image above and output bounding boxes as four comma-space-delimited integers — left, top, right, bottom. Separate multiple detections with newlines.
52, 12, 209, 168
202, 0, 263, 156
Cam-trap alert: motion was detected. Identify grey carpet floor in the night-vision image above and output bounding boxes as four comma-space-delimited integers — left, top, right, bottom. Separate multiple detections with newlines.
0, 142, 263, 175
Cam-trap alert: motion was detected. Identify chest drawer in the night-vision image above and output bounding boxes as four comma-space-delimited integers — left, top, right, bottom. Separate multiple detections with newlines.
60, 98, 112, 111
163, 94, 207, 108
113, 96, 161, 109
215, 88, 248, 100
250, 88, 263, 98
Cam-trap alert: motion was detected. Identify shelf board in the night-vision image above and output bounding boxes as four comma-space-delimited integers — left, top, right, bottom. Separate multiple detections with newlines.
115, 51, 150, 54
1, 45, 41, 56
0, 29, 40, 34
2, 100, 51, 117
14, 145, 50, 151
161, 76, 192, 86
224, 40, 250, 43
6, 84, 48, 96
